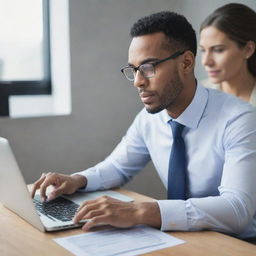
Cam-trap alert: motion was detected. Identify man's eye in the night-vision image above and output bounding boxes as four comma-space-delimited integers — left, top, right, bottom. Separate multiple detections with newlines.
141, 63, 153, 69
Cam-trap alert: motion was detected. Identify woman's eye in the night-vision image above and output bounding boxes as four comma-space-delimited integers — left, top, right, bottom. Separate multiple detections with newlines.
213, 48, 224, 53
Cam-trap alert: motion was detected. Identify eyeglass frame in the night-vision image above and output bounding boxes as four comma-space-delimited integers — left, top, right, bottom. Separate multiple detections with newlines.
120, 50, 186, 81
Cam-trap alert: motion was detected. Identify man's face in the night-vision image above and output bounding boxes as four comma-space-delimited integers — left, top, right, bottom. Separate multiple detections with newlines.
128, 32, 184, 115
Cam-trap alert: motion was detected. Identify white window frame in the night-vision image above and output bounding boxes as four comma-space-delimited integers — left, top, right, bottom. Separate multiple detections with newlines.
9, 0, 71, 118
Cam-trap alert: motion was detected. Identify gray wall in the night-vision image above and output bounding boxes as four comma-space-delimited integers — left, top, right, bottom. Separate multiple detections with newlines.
0, 0, 255, 199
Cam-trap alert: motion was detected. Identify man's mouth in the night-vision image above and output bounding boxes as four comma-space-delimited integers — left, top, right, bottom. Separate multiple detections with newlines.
139, 91, 155, 104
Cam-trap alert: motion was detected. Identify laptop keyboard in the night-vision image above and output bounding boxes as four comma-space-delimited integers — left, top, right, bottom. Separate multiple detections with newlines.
33, 196, 79, 222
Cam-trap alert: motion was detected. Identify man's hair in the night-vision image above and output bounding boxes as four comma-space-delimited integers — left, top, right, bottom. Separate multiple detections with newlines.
130, 11, 197, 56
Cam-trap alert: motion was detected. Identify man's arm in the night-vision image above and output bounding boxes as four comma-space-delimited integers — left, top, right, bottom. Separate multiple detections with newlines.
74, 109, 151, 192
32, 109, 150, 200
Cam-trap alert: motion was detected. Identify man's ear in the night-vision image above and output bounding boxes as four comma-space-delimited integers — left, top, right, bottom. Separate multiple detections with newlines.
180, 51, 195, 74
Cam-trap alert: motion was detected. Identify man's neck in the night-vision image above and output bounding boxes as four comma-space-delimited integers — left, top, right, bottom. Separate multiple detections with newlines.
167, 78, 197, 119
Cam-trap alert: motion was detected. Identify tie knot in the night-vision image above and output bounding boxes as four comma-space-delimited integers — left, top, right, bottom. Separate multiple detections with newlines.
169, 121, 185, 138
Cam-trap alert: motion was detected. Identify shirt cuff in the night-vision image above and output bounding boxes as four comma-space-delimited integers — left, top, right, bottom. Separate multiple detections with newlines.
72, 167, 101, 192
157, 200, 188, 231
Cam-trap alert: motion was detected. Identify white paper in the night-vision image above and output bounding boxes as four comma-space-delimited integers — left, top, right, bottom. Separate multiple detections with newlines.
54, 225, 185, 256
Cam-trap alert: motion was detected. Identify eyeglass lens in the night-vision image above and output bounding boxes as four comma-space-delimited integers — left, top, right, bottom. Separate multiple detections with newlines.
123, 63, 155, 81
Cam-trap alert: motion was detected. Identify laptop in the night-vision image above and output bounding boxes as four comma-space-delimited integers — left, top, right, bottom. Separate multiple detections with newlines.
0, 137, 133, 232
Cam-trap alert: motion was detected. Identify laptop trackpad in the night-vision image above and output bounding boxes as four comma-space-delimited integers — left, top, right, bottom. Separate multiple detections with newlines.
63, 190, 134, 205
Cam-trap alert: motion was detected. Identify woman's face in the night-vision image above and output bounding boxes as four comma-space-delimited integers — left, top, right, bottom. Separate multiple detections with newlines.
199, 26, 249, 84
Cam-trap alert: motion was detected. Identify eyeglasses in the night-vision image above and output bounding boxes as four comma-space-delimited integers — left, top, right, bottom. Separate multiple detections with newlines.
120, 50, 186, 82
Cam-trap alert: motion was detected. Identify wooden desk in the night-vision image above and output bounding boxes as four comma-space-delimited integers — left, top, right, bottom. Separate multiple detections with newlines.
0, 189, 255, 256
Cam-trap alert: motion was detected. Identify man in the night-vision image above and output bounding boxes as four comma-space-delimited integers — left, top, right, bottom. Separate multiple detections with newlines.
31, 11, 256, 239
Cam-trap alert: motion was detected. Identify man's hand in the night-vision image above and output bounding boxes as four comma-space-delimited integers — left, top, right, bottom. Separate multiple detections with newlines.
73, 196, 161, 231
31, 172, 87, 201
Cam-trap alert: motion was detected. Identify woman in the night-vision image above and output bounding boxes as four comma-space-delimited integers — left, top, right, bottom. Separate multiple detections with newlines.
199, 3, 256, 105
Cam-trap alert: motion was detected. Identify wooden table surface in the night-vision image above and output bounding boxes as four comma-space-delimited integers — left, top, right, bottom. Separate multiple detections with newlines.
0, 189, 255, 256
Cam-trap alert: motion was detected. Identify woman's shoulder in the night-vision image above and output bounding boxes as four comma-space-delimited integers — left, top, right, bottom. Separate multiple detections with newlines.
249, 84, 256, 106
200, 79, 221, 90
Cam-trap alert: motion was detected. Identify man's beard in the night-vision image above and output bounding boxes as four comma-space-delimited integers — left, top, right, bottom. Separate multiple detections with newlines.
145, 75, 183, 114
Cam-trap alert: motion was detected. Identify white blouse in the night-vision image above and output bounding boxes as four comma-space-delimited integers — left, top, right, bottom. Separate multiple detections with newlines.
202, 79, 256, 106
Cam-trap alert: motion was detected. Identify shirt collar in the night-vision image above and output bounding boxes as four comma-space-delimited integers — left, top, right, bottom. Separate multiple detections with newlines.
161, 84, 208, 129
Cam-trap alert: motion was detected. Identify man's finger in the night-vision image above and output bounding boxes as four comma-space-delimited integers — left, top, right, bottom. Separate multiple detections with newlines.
77, 198, 99, 212
82, 215, 107, 231
47, 182, 66, 201
30, 174, 46, 198
39, 175, 56, 201
73, 203, 99, 223
83, 209, 104, 220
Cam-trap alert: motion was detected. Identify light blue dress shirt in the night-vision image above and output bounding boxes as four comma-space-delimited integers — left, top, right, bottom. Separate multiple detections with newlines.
77, 84, 256, 239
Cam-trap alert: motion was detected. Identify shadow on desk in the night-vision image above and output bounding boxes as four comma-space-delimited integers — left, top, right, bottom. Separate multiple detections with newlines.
244, 237, 256, 245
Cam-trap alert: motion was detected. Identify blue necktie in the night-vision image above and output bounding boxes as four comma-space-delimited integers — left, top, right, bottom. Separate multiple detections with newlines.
168, 121, 187, 200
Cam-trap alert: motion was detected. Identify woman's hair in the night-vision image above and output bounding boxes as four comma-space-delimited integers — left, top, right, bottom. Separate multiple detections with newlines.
200, 3, 256, 76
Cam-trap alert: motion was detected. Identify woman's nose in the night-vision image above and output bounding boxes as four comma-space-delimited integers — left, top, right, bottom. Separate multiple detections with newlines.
202, 52, 214, 67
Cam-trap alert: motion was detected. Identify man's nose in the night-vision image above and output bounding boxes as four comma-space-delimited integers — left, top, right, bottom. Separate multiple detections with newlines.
133, 70, 147, 88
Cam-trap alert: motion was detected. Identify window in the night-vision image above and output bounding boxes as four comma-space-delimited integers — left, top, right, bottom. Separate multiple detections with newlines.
0, 0, 71, 118
0, 0, 51, 117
